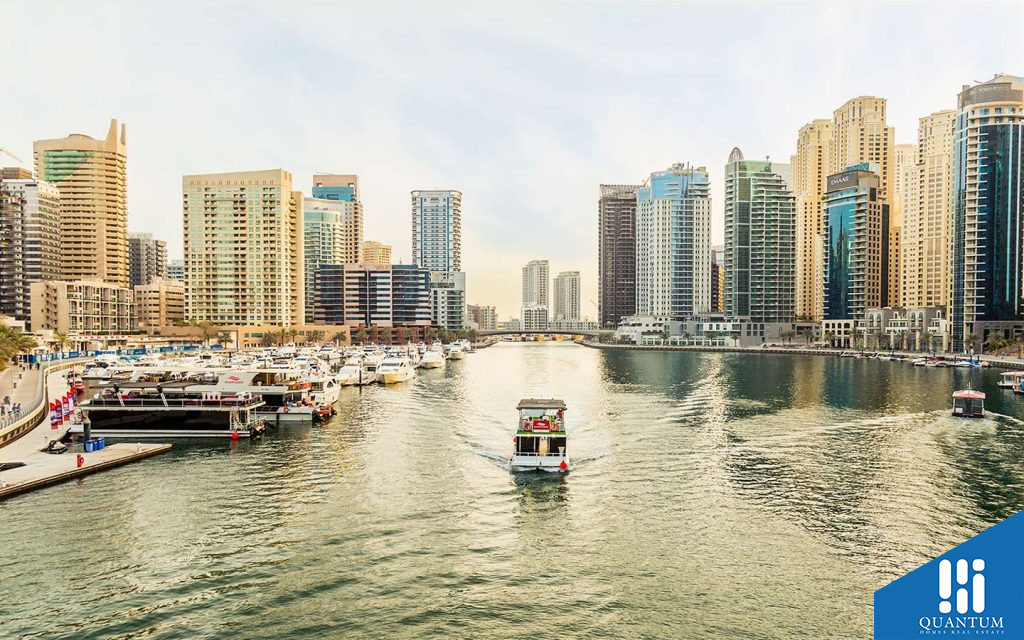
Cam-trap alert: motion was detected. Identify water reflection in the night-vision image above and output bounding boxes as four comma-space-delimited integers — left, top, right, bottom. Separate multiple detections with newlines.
2, 342, 1023, 639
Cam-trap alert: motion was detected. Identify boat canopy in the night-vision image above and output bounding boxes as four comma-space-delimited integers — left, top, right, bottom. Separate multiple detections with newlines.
516, 398, 566, 410
952, 390, 986, 400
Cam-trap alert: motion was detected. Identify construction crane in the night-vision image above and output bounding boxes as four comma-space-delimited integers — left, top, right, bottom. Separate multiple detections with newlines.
0, 145, 24, 164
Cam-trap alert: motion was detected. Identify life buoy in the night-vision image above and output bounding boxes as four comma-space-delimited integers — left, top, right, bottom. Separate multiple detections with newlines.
283, 406, 290, 413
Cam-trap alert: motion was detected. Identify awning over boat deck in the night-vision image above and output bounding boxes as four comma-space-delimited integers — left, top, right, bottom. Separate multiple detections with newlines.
516, 399, 566, 410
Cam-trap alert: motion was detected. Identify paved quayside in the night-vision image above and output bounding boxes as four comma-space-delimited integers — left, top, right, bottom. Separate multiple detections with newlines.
0, 361, 172, 501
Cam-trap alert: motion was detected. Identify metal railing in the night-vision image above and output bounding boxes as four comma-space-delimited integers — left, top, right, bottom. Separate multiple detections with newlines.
0, 360, 85, 449
84, 396, 264, 409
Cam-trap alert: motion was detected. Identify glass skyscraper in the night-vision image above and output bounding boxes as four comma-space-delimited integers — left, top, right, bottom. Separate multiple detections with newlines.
823, 164, 889, 320
723, 148, 796, 322
951, 75, 1024, 351
635, 163, 712, 318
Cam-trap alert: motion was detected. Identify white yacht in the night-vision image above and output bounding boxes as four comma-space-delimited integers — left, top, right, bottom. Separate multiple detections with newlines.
420, 350, 445, 369
511, 398, 570, 473
337, 360, 373, 386
307, 371, 340, 405
446, 343, 465, 360
376, 357, 417, 384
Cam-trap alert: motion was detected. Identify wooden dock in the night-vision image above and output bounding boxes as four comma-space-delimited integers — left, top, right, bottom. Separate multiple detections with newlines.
0, 443, 172, 501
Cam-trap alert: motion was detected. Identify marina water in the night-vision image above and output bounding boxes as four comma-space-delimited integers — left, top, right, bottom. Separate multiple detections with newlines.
3, 342, 1024, 638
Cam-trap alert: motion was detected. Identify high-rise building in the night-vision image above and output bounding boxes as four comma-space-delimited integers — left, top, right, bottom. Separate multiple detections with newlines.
30, 279, 135, 333
901, 110, 956, 311
522, 259, 550, 330
831, 97, 894, 200
951, 75, 1024, 351
135, 278, 185, 328
303, 196, 362, 320
553, 271, 581, 321
635, 163, 712, 318
0, 176, 61, 326
467, 304, 497, 330
412, 189, 465, 329
411, 190, 461, 272
823, 164, 890, 319
1, 167, 33, 180
312, 173, 360, 203
128, 232, 167, 287
167, 258, 185, 282
710, 245, 724, 313
791, 120, 833, 321
888, 143, 917, 307
183, 169, 304, 327
723, 149, 796, 322
430, 271, 467, 330
33, 119, 129, 286
361, 240, 392, 265
312, 263, 431, 327
598, 184, 638, 328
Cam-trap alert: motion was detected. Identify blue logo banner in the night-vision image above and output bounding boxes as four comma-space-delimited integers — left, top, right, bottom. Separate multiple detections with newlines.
875, 510, 1024, 638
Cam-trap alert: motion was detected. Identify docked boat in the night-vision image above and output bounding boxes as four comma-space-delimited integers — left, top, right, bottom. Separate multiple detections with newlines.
337, 360, 373, 385
925, 358, 948, 368
510, 398, 570, 473
999, 371, 1024, 389
952, 389, 985, 418
445, 344, 465, 360
420, 350, 445, 369
307, 371, 340, 405
75, 382, 267, 438
376, 357, 416, 384
911, 357, 928, 366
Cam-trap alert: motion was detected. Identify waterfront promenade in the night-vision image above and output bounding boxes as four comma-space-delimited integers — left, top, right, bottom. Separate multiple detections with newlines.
577, 340, 1024, 369
0, 359, 173, 501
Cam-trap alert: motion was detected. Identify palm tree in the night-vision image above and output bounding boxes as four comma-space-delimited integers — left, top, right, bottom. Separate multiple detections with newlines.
261, 333, 274, 347
356, 330, 369, 344
307, 329, 325, 345
216, 331, 232, 349
848, 328, 860, 350
873, 331, 887, 351
0, 323, 36, 371
919, 330, 933, 353
198, 321, 214, 347
730, 331, 741, 347
984, 333, 1002, 354
965, 332, 980, 355
52, 330, 72, 356
330, 331, 348, 345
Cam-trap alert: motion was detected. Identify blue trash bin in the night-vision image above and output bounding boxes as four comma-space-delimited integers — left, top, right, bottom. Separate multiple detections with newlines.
84, 440, 95, 453
98, 437, 106, 450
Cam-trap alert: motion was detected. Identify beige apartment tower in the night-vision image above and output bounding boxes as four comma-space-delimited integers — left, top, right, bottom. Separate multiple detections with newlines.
791, 119, 833, 321
33, 119, 129, 287
831, 97, 894, 199
361, 240, 392, 265
889, 143, 917, 306
183, 169, 304, 327
901, 110, 956, 310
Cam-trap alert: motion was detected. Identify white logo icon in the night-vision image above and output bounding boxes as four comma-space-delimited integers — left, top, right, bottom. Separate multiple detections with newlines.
939, 558, 985, 614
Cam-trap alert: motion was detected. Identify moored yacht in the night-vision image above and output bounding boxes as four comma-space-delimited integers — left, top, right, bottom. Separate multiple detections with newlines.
376, 357, 416, 384
511, 398, 570, 473
420, 350, 445, 369
337, 360, 374, 385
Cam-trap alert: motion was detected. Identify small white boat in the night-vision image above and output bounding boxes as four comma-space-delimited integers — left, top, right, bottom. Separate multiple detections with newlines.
911, 357, 928, 367
925, 358, 948, 368
511, 398, 570, 473
420, 350, 445, 369
446, 343, 465, 360
376, 357, 416, 384
952, 389, 985, 418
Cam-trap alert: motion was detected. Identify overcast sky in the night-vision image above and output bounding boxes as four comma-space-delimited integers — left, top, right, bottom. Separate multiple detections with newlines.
2, 1, 1022, 319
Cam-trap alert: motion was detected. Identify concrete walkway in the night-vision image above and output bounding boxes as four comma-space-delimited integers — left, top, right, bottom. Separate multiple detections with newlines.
0, 364, 43, 428
0, 366, 80, 461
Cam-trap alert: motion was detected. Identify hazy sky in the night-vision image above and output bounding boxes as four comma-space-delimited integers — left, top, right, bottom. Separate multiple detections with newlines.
2, 1, 1023, 319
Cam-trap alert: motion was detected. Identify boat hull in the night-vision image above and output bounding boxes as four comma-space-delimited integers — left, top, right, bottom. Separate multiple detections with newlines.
419, 360, 444, 369
75, 409, 259, 438
379, 371, 415, 384
510, 455, 570, 472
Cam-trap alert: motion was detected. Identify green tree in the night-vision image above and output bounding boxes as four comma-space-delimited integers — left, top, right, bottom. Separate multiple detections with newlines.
216, 331, 232, 348
965, 332, 980, 354
198, 321, 214, 347
849, 328, 862, 350
0, 323, 37, 371
356, 330, 370, 344
331, 331, 348, 345
52, 330, 72, 355
307, 329, 326, 344
730, 331, 741, 347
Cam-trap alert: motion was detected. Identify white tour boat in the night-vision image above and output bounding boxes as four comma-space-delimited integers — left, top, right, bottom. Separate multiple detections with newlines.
511, 398, 570, 473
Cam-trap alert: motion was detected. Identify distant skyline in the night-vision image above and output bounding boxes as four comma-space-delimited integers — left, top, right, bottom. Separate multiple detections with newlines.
2, 1, 1023, 319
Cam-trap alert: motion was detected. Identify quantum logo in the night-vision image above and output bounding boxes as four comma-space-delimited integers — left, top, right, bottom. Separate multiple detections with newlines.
939, 558, 985, 614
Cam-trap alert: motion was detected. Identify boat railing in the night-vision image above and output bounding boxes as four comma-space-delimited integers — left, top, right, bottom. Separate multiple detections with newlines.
513, 451, 567, 457
86, 395, 265, 409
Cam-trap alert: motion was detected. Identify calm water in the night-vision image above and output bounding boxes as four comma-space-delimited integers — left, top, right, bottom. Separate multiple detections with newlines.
3, 342, 1024, 639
